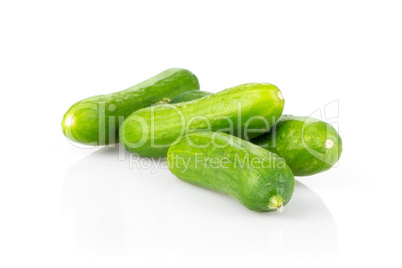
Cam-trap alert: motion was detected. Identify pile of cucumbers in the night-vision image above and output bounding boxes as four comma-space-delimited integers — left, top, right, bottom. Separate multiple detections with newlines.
62, 68, 342, 212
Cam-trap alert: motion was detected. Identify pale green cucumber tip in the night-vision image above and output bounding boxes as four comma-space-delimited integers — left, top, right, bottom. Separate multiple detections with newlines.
61, 112, 74, 136
268, 195, 284, 213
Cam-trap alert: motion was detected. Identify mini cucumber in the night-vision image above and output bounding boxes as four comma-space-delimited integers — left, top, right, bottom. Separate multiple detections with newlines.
120, 83, 285, 158
167, 131, 295, 212
169, 90, 213, 103
251, 115, 342, 176
62, 68, 199, 145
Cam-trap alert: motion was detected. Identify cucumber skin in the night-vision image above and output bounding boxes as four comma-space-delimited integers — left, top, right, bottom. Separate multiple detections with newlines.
169, 90, 213, 103
120, 83, 285, 158
167, 131, 295, 212
62, 68, 199, 145
251, 115, 343, 176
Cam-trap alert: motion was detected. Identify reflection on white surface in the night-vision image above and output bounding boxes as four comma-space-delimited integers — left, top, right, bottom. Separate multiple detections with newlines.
62, 146, 338, 260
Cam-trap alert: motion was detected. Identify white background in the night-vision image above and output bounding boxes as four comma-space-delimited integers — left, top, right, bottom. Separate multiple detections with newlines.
1, 1, 401, 267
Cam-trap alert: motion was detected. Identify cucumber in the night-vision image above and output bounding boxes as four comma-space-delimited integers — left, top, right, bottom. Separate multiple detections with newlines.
62, 68, 199, 145
169, 90, 213, 103
120, 83, 285, 157
251, 115, 342, 176
167, 131, 295, 212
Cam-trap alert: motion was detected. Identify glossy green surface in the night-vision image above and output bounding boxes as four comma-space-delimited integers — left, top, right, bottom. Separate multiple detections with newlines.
120, 83, 285, 157
167, 131, 295, 212
169, 90, 213, 103
251, 115, 343, 176
62, 68, 199, 145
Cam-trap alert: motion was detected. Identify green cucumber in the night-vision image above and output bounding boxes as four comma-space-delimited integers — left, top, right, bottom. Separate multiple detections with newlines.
167, 131, 295, 212
120, 83, 285, 158
62, 68, 199, 145
169, 90, 213, 103
251, 115, 342, 176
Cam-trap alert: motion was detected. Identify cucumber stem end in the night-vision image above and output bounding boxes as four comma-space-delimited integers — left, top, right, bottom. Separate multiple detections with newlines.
268, 195, 284, 213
